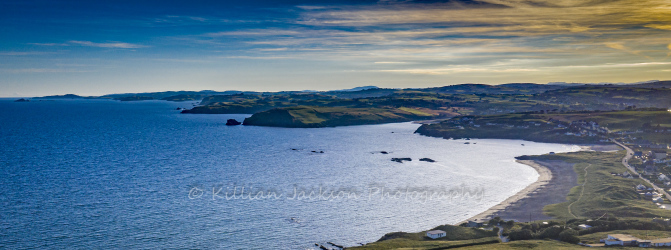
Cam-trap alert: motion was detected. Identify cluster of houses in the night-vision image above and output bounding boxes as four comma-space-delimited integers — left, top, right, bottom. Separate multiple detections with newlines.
635, 150, 670, 164
547, 119, 610, 138
602, 234, 671, 247
568, 120, 610, 133
636, 184, 666, 207
631, 150, 670, 181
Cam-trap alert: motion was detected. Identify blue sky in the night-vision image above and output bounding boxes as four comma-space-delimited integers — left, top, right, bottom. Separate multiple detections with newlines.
1, 0, 671, 96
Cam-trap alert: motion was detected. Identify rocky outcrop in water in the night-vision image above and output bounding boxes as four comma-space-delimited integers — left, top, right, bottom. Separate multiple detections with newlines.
226, 119, 242, 126
391, 158, 412, 163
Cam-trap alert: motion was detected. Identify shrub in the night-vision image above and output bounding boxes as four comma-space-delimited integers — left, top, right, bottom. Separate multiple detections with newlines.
559, 229, 580, 244
508, 230, 533, 241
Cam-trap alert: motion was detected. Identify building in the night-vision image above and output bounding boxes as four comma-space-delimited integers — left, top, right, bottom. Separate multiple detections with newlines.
604, 234, 640, 246
639, 240, 652, 247
652, 237, 671, 247
466, 220, 483, 228
578, 224, 592, 230
637, 184, 647, 191
655, 150, 668, 160
426, 230, 446, 239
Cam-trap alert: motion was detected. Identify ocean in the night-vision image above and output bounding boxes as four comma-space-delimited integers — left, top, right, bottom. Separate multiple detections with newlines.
0, 99, 578, 249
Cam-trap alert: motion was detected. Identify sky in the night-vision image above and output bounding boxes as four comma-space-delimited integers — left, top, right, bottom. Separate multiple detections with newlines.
1, 0, 671, 96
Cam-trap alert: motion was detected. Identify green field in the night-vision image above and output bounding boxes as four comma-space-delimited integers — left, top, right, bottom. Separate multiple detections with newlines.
242, 106, 436, 128
416, 110, 671, 144
547, 110, 671, 132
458, 240, 634, 249
528, 151, 671, 219
579, 230, 671, 244
350, 224, 497, 250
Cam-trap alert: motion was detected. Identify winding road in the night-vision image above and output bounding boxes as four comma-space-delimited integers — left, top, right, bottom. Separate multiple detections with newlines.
613, 140, 671, 201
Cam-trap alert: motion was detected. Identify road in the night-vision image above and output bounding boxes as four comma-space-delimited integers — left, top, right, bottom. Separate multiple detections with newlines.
613, 140, 671, 202
497, 226, 509, 243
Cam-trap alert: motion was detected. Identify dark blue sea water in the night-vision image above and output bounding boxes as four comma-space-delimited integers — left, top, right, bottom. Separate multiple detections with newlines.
0, 99, 577, 249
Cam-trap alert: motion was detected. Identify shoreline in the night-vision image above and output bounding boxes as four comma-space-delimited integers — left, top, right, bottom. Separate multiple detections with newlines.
456, 160, 554, 225
456, 143, 616, 225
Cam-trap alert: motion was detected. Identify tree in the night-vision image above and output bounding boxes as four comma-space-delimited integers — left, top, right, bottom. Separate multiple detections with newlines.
559, 229, 580, 244
508, 229, 533, 241
538, 226, 563, 239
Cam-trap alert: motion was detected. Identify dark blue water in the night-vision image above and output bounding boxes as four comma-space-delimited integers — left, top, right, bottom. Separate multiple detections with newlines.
0, 99, 576, 249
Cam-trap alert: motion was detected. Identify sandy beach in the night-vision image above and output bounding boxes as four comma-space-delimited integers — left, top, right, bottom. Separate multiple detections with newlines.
456, 143, 623, 225
457, 159, 577, 224
580, 144, 621, 152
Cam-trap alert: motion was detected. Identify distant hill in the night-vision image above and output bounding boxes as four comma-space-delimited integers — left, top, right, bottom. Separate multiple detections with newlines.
100, 90, 245, 101
33, 94, 91, 99
629, 80, 671, 89
415, 83, 568, 95
337, 86, 379, 92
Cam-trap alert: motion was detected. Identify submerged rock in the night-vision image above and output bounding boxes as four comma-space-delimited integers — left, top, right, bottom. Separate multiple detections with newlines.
226, 119, 242, 126
391, 158, 411, 163
419, 158, 436, 163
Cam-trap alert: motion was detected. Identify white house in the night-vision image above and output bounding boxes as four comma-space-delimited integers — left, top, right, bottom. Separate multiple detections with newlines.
654, 197, 664, 203
426, 230, 446, 239
578, 224, 592, 230
652, 237, 671, 247
604, 234, 640, 246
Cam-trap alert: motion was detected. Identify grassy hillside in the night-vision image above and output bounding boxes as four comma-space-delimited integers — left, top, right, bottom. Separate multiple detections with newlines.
529, 151, 671, 219
415, 113, 606, 144
579, 230, 671, 244
459, 239, 639, 249
532, 85, 671, 110
242, 106, 436, 128
416, 110, 671, 144
546, 110, 671, 132
351, 224, 498, 250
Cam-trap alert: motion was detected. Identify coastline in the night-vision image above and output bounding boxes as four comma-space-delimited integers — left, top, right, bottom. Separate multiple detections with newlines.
456, 143, 619, 225
457, 160, 554, 224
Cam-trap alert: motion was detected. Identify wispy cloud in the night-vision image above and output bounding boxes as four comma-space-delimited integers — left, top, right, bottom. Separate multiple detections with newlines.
68, 41, 146, 49
0, 51, 56, 56
379, 67, 539, 75
189, 0, 671, 80
1, 68, 92, 73
27, 43, 70, 46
